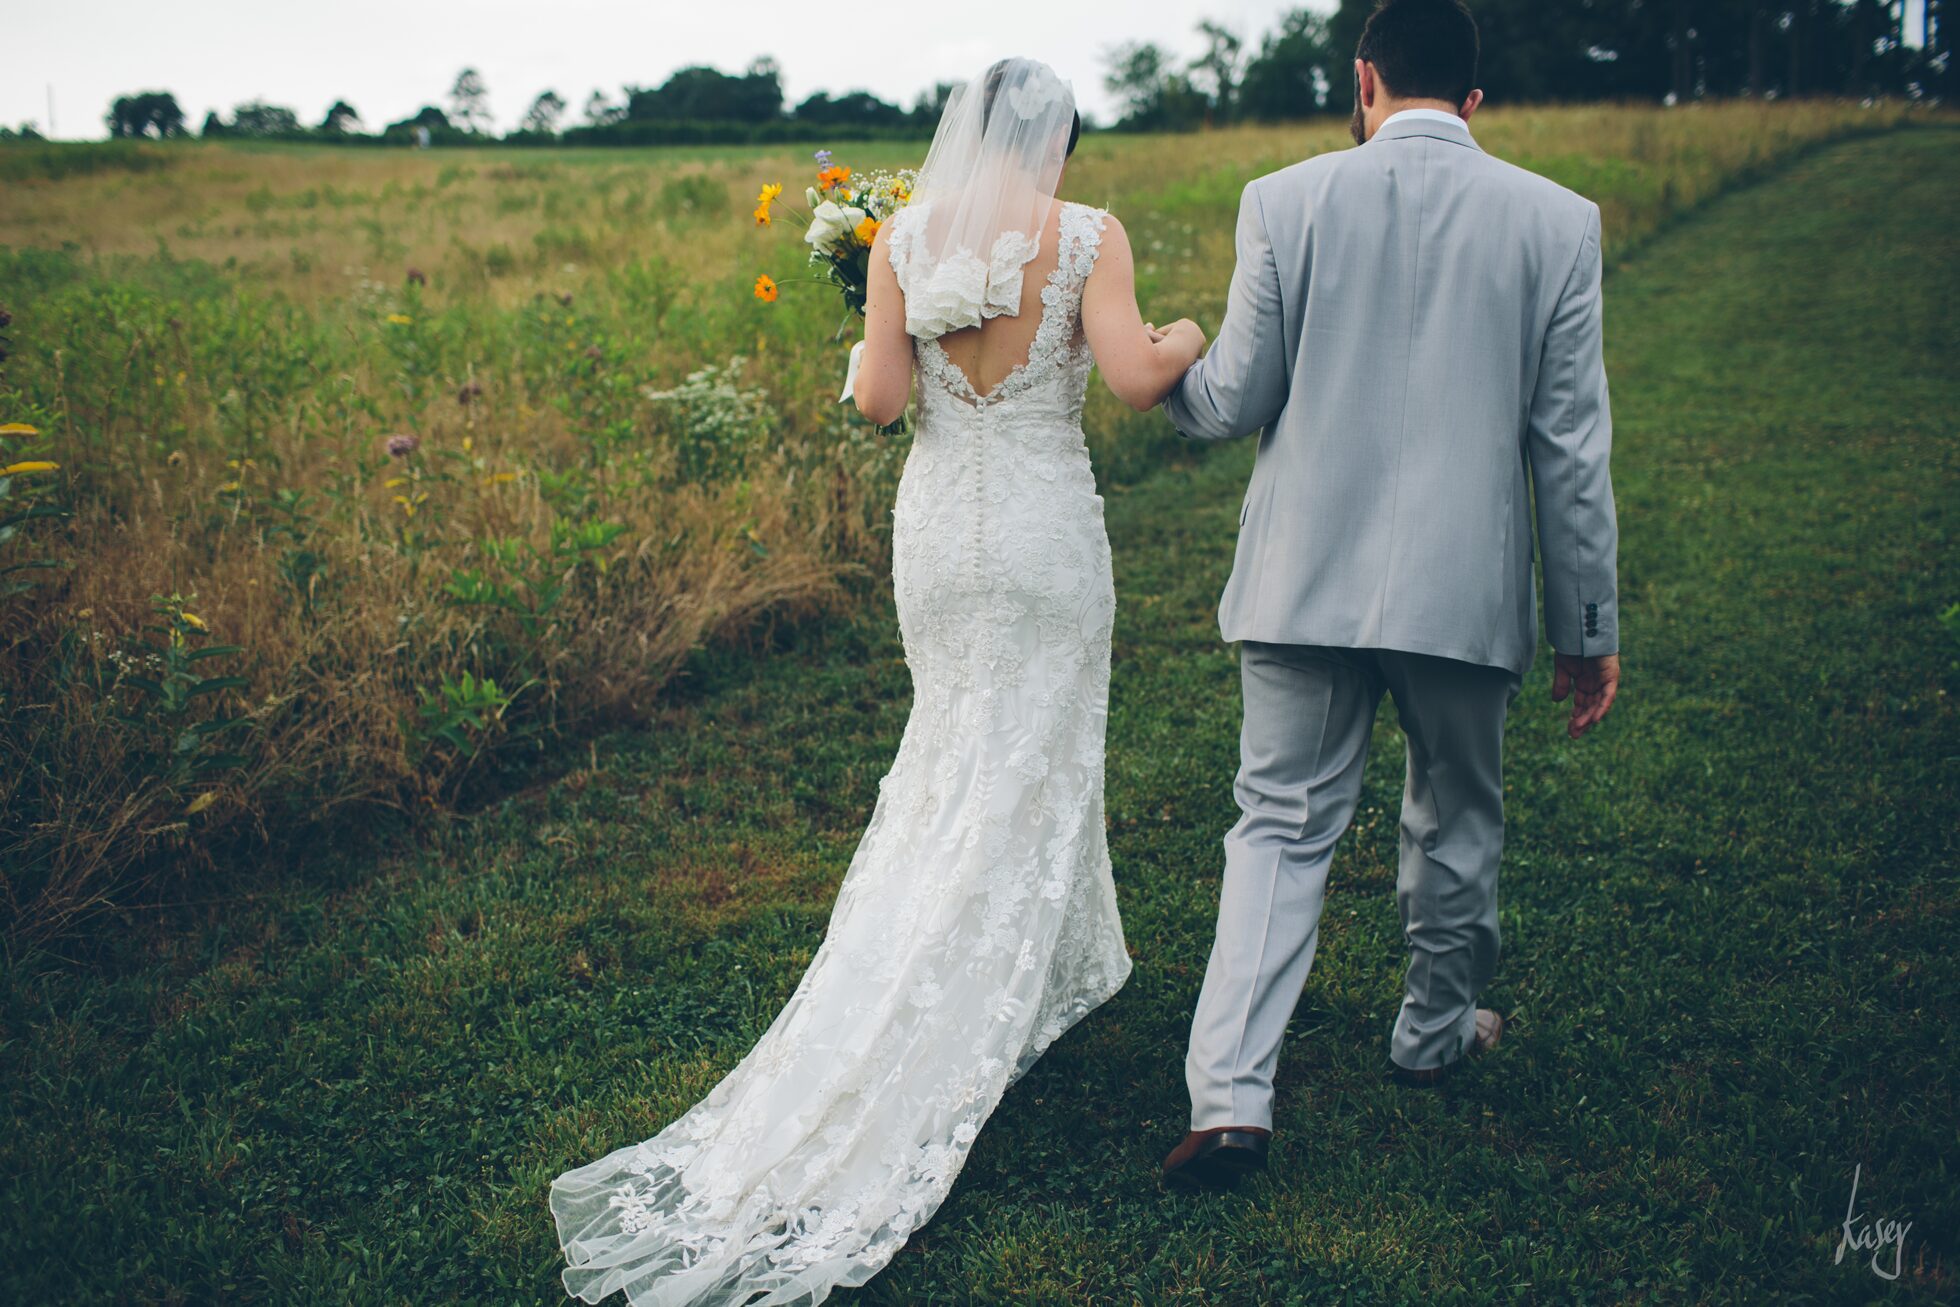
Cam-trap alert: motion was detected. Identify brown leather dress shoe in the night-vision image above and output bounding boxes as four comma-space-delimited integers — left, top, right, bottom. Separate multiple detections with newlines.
1161, 1125, 1271, 1190
1392, 1008, 1505, 1087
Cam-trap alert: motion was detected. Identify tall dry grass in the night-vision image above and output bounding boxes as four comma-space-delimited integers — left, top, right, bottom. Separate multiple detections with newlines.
0, 100, 1926, 939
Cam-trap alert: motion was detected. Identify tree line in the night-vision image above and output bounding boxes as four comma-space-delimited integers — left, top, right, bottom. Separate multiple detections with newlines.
44, 0, 1951, 149
87, 59, 951, 148
1110, 0, 1948, 129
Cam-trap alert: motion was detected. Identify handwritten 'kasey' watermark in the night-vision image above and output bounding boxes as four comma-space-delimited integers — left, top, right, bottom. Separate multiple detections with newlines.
1835, 1164, 1912, 1281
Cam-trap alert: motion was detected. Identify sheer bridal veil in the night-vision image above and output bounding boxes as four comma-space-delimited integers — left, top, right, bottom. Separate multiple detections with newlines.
891, 57, 1079, 339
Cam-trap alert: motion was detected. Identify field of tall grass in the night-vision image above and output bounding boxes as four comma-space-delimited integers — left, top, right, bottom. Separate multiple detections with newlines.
0, 100, 1921, 939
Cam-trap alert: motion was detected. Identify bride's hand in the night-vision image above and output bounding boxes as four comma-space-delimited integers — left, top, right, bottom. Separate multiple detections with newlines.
1158, 318, 1206, 358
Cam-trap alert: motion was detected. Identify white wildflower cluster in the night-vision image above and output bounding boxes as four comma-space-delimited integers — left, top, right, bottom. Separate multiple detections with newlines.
643, 356, 774, 482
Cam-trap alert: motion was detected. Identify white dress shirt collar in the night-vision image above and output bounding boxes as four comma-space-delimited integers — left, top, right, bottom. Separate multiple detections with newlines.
1380, 107, 1472, 133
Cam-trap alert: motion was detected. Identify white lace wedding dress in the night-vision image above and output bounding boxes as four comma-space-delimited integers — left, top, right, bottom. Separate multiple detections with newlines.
550, 201, 1132, 1305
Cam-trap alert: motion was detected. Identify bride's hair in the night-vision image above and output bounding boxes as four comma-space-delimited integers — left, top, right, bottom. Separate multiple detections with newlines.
980, 59, 1082, 158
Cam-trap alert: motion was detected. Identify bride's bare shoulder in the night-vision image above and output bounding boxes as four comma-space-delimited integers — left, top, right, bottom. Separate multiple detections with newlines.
1082, 209, 1133, 273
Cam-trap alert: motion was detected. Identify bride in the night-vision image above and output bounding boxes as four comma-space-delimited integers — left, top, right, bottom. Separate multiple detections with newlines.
550, 57, 1205, 1305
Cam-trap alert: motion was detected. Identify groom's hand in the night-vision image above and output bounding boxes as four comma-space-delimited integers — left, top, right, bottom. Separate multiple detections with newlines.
1551, 652, 1620, 739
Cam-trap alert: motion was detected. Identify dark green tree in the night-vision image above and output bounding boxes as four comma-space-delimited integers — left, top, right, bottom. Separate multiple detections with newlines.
1103, 40, 1224, 129
228, 101, 301, 137
520, 89, 567, 134
384, 105, 453, 140
105, 91, 185, 138
199, 110, 227, 138
1104, 41, 1172, 123
793, 90, 910, 130
449, 67, 491, 133
583, 88, 624, 126
1190, 20, 1247, 121
1240, 8, 1339, 118
320, 100, 361, 133
626, 59, 782, 123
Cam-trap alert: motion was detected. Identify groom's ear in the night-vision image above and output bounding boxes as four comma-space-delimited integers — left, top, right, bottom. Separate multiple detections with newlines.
1460, 89, 1485, 120
1355, 59, 1375, 110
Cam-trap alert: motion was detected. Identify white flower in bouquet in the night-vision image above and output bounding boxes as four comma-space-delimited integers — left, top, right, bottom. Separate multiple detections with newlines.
805, 200, 868, 257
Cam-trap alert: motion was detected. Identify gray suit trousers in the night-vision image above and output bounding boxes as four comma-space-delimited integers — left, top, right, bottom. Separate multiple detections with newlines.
1186, 641, 1522, 1131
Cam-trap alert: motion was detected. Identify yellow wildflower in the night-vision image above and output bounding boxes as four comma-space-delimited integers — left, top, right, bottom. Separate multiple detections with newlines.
854, 216, 881, 246
181, 612, 208, 632
1, 461, 58, 475
753, 182, 783, 226
386, 313, 413, 326
0, 423, 40, 438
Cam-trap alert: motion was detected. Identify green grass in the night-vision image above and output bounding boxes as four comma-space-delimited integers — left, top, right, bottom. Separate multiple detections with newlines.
3, 127, 1956, 1303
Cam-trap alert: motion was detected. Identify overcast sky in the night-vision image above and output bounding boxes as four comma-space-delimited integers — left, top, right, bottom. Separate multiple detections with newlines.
6, 1, 1330, 140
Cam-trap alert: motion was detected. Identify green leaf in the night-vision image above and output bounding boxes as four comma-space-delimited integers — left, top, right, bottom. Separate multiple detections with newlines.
0, 504, 70, 531
187, 676, 251, 699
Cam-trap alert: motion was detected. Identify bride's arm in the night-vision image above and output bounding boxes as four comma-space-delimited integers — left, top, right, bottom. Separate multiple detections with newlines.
1081, 214, 1205, 412
854, 224, 913, 428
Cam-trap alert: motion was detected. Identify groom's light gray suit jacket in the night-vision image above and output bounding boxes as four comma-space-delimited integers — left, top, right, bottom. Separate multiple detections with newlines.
1164, 114, 1619, 677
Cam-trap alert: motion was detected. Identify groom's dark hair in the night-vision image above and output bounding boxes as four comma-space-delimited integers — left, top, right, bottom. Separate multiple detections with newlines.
1357, 0, 1480, 106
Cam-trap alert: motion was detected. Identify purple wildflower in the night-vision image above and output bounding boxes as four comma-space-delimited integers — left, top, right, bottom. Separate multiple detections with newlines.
385, 432, 420, 458
813, 149, 832, 167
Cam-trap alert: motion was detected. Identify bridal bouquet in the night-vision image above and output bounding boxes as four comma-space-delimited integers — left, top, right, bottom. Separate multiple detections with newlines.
751, 150, 917, 321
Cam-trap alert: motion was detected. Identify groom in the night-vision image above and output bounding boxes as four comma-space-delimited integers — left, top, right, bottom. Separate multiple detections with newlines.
1158, 0, 1621, 1188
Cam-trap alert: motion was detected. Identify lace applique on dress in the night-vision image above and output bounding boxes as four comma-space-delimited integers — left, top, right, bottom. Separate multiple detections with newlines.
888, 202, 1043, 339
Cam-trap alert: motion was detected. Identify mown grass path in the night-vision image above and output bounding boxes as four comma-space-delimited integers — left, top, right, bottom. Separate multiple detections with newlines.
4, 128, 1955, 1304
